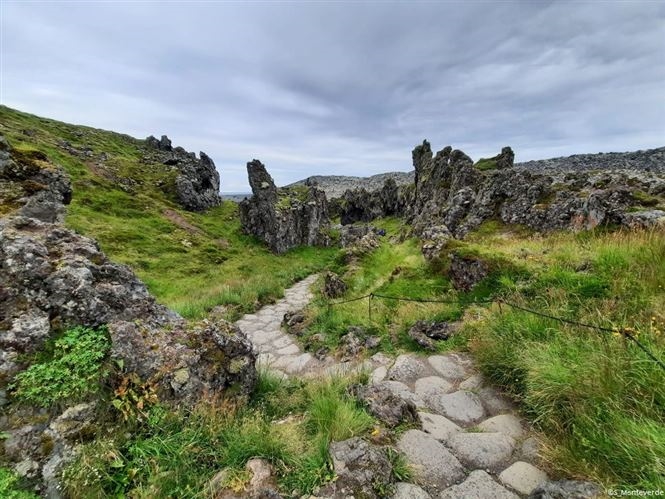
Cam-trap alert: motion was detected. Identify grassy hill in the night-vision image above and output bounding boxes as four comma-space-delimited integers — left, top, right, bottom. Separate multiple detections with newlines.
0, 105, 338, 319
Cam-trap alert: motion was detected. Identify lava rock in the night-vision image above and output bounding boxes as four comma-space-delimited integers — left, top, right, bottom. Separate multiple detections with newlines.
323, 271, 347, 298
239, 160, 330, 253
355, 383, 420, 428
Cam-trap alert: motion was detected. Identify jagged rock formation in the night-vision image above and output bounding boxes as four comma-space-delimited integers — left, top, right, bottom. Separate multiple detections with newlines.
0, 135, 256, 495
409, 140, 665, 237
239, 159, 330, 253
144, 134, 221, 211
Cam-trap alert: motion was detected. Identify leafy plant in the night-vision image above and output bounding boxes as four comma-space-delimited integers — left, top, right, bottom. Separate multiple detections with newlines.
10, 326, 110, 407
0, 468, 38, 499
111, 373, 159, 423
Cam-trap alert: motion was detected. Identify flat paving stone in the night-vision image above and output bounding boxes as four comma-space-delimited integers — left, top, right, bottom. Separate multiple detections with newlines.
388, 354, 429, 383
381, 380, 424, 407
429, 390, 485, 425
397, 430, 464, 492
459, 374, 484, 390
499, 461, 548, 495
447, 432, 516, 471
427, 354, 470, 380
371, 366, 387, 384
521, 437, 541, 461
477, 386, 515, 415
478, 414, 525, 439
276, 344, 300, 355
439, 470, 519, 499
392, 482, 431, 499
282, 353, 313, 373
418, 412, 461, 444
271, 336, 294, 349
415, 376, 454, 401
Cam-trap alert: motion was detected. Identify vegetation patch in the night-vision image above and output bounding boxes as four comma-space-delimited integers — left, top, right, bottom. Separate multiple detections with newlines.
61, 372, 374, 497
10, 326, 110, 407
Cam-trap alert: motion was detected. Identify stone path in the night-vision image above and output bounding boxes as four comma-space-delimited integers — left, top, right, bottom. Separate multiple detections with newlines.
235, 276, 552, 498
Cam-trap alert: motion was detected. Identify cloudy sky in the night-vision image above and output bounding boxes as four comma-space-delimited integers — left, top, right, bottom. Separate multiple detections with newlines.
2, 1, 664, 192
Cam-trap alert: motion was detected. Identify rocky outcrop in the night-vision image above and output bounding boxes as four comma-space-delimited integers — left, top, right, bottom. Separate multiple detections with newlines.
409, 140, 665, 237
0, 135, 256, 495
145, 134, 221, 211
0, 136, 72, 223
238, 160, 330, 253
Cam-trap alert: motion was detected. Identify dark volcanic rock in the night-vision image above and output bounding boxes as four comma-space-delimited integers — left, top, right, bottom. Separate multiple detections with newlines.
320, 437, 394, 499
356, 383, 420, 428
323, 271, 347, 298
449, 253, 489, 292
238, 160, 330, 253
529, 480, 603, 499
145, 134, 221, 211
408, 320, 457, 350
339, 178, 409, 225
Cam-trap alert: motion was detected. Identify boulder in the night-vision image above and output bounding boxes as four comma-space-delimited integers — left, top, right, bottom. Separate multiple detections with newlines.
321, 437, 394, 499
0, 136, 257, 495
239, 160, 330, 253
408, 321, 457, 350
448, 253, 489, 291
322, 271, 347, 298
355, 383, 420, 428
0, 135, 72, 223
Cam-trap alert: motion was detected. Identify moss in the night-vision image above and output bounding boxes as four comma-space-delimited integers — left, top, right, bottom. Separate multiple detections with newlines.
632, 190, 660, 207
474, 157, 498, 171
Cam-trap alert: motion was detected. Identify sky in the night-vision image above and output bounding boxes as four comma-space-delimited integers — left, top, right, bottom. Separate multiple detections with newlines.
1, 1, 664, 192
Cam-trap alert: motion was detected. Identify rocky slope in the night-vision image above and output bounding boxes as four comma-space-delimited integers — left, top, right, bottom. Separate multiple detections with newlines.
0, 134, 256, 496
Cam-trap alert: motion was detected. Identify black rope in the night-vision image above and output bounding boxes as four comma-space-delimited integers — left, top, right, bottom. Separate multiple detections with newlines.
326, 291, 665, 373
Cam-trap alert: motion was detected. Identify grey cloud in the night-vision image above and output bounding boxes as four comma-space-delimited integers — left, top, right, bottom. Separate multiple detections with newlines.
2, 1, 664, 192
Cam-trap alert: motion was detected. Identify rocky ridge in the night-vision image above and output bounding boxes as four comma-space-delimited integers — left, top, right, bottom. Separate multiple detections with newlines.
334, 141, 665, 237
289, 146, 665, 201
0, 135, 256, 495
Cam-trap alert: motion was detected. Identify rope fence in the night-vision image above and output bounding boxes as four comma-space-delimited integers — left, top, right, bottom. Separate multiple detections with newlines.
327, 291, 665, 373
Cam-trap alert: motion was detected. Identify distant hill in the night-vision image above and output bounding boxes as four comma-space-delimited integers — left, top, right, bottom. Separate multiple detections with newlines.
287, 171, 414, 199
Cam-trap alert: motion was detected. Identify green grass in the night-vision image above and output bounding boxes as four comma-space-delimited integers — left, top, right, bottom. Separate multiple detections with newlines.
0, 105, 338, 320
61, 372, 374, 498
466, 228, 665, 489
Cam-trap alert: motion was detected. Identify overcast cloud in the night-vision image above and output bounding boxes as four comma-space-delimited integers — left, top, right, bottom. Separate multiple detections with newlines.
2, 1, 664, 192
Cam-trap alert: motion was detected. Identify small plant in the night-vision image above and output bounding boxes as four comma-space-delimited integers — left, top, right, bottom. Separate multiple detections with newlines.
386, 447, 412, 482
0, 467, 38, 499
111, 373, 159, 423
10, 326, 110, 407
